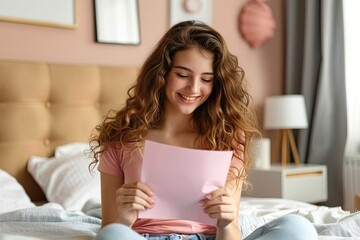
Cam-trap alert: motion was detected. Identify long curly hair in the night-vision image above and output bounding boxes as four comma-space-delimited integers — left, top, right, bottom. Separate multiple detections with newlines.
89, 20, 259, 181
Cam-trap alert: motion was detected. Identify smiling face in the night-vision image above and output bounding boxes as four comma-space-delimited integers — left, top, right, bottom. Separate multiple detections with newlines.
164, 47, 215, 116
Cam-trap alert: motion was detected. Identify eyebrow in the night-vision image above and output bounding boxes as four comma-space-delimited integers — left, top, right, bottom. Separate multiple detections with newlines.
173, 66, 214, 76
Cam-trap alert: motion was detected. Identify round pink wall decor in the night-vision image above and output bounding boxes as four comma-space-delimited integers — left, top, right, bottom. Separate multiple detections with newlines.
238, 0, 276, 49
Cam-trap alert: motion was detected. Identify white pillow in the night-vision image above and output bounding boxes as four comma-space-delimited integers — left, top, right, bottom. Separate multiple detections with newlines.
0, 168, 35, 214
27, 143, 100, 211
54, 142, 92, 158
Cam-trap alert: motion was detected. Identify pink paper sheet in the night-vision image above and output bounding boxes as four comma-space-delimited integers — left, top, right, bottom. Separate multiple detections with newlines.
138, 140, 233, 226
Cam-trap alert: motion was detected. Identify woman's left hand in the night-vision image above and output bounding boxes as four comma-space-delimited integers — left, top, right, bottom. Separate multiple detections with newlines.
199, 187, 236, 228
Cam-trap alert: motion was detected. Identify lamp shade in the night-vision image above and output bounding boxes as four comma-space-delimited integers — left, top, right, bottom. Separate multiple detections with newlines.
264, 95, 308, 130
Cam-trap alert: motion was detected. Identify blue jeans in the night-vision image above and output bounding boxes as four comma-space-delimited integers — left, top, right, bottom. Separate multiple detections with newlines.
95, 225, 214, 240
95, 214, 317, 240
141, 233, 214, 240
244, 214, 317, 240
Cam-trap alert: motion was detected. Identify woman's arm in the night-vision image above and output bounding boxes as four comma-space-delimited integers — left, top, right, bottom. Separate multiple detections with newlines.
100, 172, 123, 227
215, 179, 242, 240
100, 172, 155, 228
202, 177, 243, 240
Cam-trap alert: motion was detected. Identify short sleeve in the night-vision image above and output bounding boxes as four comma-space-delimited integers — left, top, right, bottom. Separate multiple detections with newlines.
230, 153, 243, 171
98, 145, 124, 178
228, 145, 245, 180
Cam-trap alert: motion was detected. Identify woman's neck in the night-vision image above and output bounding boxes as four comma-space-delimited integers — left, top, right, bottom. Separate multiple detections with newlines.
164, 111, 194, 133
146, 111, 197, 148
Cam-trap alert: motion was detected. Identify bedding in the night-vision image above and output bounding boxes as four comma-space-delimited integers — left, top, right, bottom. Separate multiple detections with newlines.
0, 196, 359, 240
0, 60, 359, 240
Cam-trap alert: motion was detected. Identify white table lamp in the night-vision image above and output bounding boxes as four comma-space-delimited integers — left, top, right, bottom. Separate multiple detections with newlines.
264, 95, 308, 165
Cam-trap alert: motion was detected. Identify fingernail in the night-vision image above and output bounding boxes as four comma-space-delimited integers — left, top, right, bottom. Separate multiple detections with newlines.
198, 201, 204, 207
206, 194, 212, 199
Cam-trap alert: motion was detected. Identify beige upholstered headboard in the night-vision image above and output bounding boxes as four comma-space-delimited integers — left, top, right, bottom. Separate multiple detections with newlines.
0, 60, 138, 202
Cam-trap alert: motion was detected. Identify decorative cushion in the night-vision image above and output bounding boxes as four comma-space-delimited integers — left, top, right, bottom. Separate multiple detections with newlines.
27, 143, 100, 211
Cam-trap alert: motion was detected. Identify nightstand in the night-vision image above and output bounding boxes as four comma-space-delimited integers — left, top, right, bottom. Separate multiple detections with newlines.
245, 164, 328, 203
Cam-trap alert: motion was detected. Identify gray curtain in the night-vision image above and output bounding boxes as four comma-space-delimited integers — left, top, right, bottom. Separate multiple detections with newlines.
284, 0, 347, 207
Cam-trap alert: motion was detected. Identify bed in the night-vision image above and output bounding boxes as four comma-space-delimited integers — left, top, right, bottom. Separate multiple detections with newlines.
0, 59, 359, 240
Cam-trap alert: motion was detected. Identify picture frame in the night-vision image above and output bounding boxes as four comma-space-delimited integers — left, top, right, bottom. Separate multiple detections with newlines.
94, 0, 141, 45
0, 0, 78, 29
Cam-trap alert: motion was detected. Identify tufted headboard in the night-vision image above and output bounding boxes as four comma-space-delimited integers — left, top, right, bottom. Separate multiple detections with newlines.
0, 60, 138, 202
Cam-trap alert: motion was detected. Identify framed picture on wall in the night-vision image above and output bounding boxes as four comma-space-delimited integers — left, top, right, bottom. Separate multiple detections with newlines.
94, 0, 141, 45
0, 0, 77, 29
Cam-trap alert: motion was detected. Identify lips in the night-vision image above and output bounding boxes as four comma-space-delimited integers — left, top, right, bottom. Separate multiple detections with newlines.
178, 93, 198, 102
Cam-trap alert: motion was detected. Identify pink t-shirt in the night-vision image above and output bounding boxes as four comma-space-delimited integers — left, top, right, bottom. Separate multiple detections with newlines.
98, 142, 240, 234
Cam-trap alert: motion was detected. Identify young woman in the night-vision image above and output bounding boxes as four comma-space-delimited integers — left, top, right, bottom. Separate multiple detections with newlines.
90, 20, 317, 240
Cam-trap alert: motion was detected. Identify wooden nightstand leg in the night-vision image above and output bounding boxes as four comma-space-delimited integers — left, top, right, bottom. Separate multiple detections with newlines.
281, 130, 288, 165
287, 129, 300, 165
272, 130, 281, 163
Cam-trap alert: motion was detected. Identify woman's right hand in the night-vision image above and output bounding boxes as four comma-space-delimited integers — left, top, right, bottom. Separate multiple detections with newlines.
115, 182, 155, 227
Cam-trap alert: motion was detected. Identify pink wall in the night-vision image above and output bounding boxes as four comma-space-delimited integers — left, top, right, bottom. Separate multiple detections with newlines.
0, 0, 283, 133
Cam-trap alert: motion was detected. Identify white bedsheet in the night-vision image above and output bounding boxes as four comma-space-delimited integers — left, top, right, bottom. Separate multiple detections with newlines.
241, 197, 351, 223
240, 197, 360, 239
0, 197, 359, 240
0, 201, 100, 240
